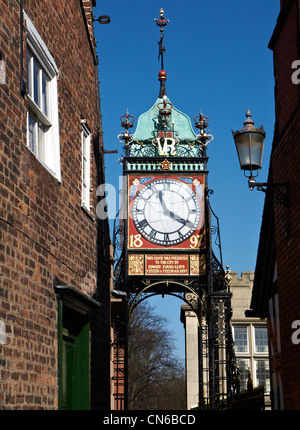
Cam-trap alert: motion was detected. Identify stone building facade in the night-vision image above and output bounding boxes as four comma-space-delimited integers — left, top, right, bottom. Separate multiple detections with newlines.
0, 0, 111, 409
181, 271, 270, 409
230, 272, 270, 407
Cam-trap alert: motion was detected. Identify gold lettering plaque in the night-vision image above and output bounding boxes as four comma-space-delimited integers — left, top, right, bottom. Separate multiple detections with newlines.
145, 255, 189, 276
128, 254, 206, 276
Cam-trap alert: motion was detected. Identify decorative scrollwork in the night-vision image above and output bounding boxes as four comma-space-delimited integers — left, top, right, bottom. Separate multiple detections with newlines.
175, 145, 192, 157
112, 212, 126, 291
211, 225, 218, 236
185, 293, 198, 309
130, 143, 157, 157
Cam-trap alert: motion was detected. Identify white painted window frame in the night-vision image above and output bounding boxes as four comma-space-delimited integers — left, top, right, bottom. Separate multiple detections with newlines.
81, 121, 91, 212
24, 11, 61, 182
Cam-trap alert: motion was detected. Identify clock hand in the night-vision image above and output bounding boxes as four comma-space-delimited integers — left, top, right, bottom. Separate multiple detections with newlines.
158, 191, 169, 213
158, 191, 194, 229
159, 191, 176, 217
169, 211, 195, 229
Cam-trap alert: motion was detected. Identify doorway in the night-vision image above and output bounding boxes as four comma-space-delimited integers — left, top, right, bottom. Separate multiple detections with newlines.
59, 303, 90, 410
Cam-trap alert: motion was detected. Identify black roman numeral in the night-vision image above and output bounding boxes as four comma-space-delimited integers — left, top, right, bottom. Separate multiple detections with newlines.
162, 181, 170, 190
178, 230, 184, 239
138, 219, 148, 229
164, 233, 170, 243
149, 229, 156, 239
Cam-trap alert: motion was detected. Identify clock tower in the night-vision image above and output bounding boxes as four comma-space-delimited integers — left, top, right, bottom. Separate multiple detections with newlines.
112, 9, 236, 410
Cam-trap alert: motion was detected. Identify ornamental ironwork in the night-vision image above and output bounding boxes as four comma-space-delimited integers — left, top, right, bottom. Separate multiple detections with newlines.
111, 8, 237, 411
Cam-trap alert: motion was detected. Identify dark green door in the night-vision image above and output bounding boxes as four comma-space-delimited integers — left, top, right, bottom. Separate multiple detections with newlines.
59, 303, 90, 410
62, 335, 75, 409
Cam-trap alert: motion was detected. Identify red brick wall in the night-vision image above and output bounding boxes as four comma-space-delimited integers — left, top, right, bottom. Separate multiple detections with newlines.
270, 0, 300, 409
273, 1, 299, 135
0, 0, 111, 409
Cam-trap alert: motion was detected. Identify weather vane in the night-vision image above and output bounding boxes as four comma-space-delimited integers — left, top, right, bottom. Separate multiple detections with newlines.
154, 8, 169, 70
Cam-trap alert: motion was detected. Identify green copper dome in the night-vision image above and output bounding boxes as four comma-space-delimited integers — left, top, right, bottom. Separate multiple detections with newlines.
132, 97, 197, 143
127, 92, 203, 159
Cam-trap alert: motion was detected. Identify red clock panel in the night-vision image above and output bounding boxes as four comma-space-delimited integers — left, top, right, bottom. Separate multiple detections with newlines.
127, 174, 205, 250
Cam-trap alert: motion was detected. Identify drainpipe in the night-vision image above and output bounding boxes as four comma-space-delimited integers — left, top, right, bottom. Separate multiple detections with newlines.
20, 0, 26, 96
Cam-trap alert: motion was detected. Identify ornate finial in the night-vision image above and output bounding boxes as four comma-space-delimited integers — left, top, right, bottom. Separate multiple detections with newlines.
225, 265, 232, 290
154, 9, 169, 98
154, 8, 169, 36
194, 113, 213, 147
118, 112, 135, 149
244, 109, 254, 126
158, 70, 167, 99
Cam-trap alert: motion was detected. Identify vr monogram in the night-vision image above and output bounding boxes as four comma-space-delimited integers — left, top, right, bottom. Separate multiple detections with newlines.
153, 137, 178, 156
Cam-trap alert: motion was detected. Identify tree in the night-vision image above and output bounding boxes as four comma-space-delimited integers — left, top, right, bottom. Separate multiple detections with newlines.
128, 301, 186, 410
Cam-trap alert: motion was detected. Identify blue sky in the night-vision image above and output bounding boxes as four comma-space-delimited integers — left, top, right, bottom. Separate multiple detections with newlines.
93, 1, 280, 360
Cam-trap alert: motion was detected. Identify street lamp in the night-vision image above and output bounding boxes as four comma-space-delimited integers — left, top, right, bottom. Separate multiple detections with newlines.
232, 110, 266, 189
232, 110, 289, 206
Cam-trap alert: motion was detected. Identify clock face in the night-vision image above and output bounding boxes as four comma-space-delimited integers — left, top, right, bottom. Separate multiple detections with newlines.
132, 178, 201, 246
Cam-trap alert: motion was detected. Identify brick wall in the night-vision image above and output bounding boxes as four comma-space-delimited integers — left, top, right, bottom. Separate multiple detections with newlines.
0, 0, 111, 409
269, 0, 300, 409
272, 0, 299, 135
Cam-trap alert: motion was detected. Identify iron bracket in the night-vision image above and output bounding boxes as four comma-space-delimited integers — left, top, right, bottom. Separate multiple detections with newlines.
248, 180, 289, 207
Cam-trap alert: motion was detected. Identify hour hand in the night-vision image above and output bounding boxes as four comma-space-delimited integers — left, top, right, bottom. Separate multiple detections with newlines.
169, 211, 194, 229
158, 192, 194, 229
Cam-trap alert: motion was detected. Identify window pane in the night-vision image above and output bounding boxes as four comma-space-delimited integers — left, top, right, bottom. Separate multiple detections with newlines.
255, 359, 270, 393
234, 326, 248, 353
254, 326, 268, 353
28, 109, 48, 162
33, 58, 40, 107
28, 110, 36, 153
236, 358, 250, 392
41, 71, 49, 117
38, 121, 46, 163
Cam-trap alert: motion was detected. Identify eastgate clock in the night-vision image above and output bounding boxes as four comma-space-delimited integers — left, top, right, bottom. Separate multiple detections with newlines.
128, 175, 204, 249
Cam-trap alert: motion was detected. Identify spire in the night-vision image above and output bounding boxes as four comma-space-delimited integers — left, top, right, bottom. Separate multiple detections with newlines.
154, 9, 169, 98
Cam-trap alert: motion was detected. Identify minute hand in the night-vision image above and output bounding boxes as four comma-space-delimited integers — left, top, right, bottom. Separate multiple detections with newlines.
158, 191, 194, 229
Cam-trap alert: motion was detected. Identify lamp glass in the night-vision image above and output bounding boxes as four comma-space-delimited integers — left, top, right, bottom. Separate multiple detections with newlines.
235, 131, 264, 171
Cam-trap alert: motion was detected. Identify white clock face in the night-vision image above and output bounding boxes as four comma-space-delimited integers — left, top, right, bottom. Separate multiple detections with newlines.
132, 178, 201, 246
